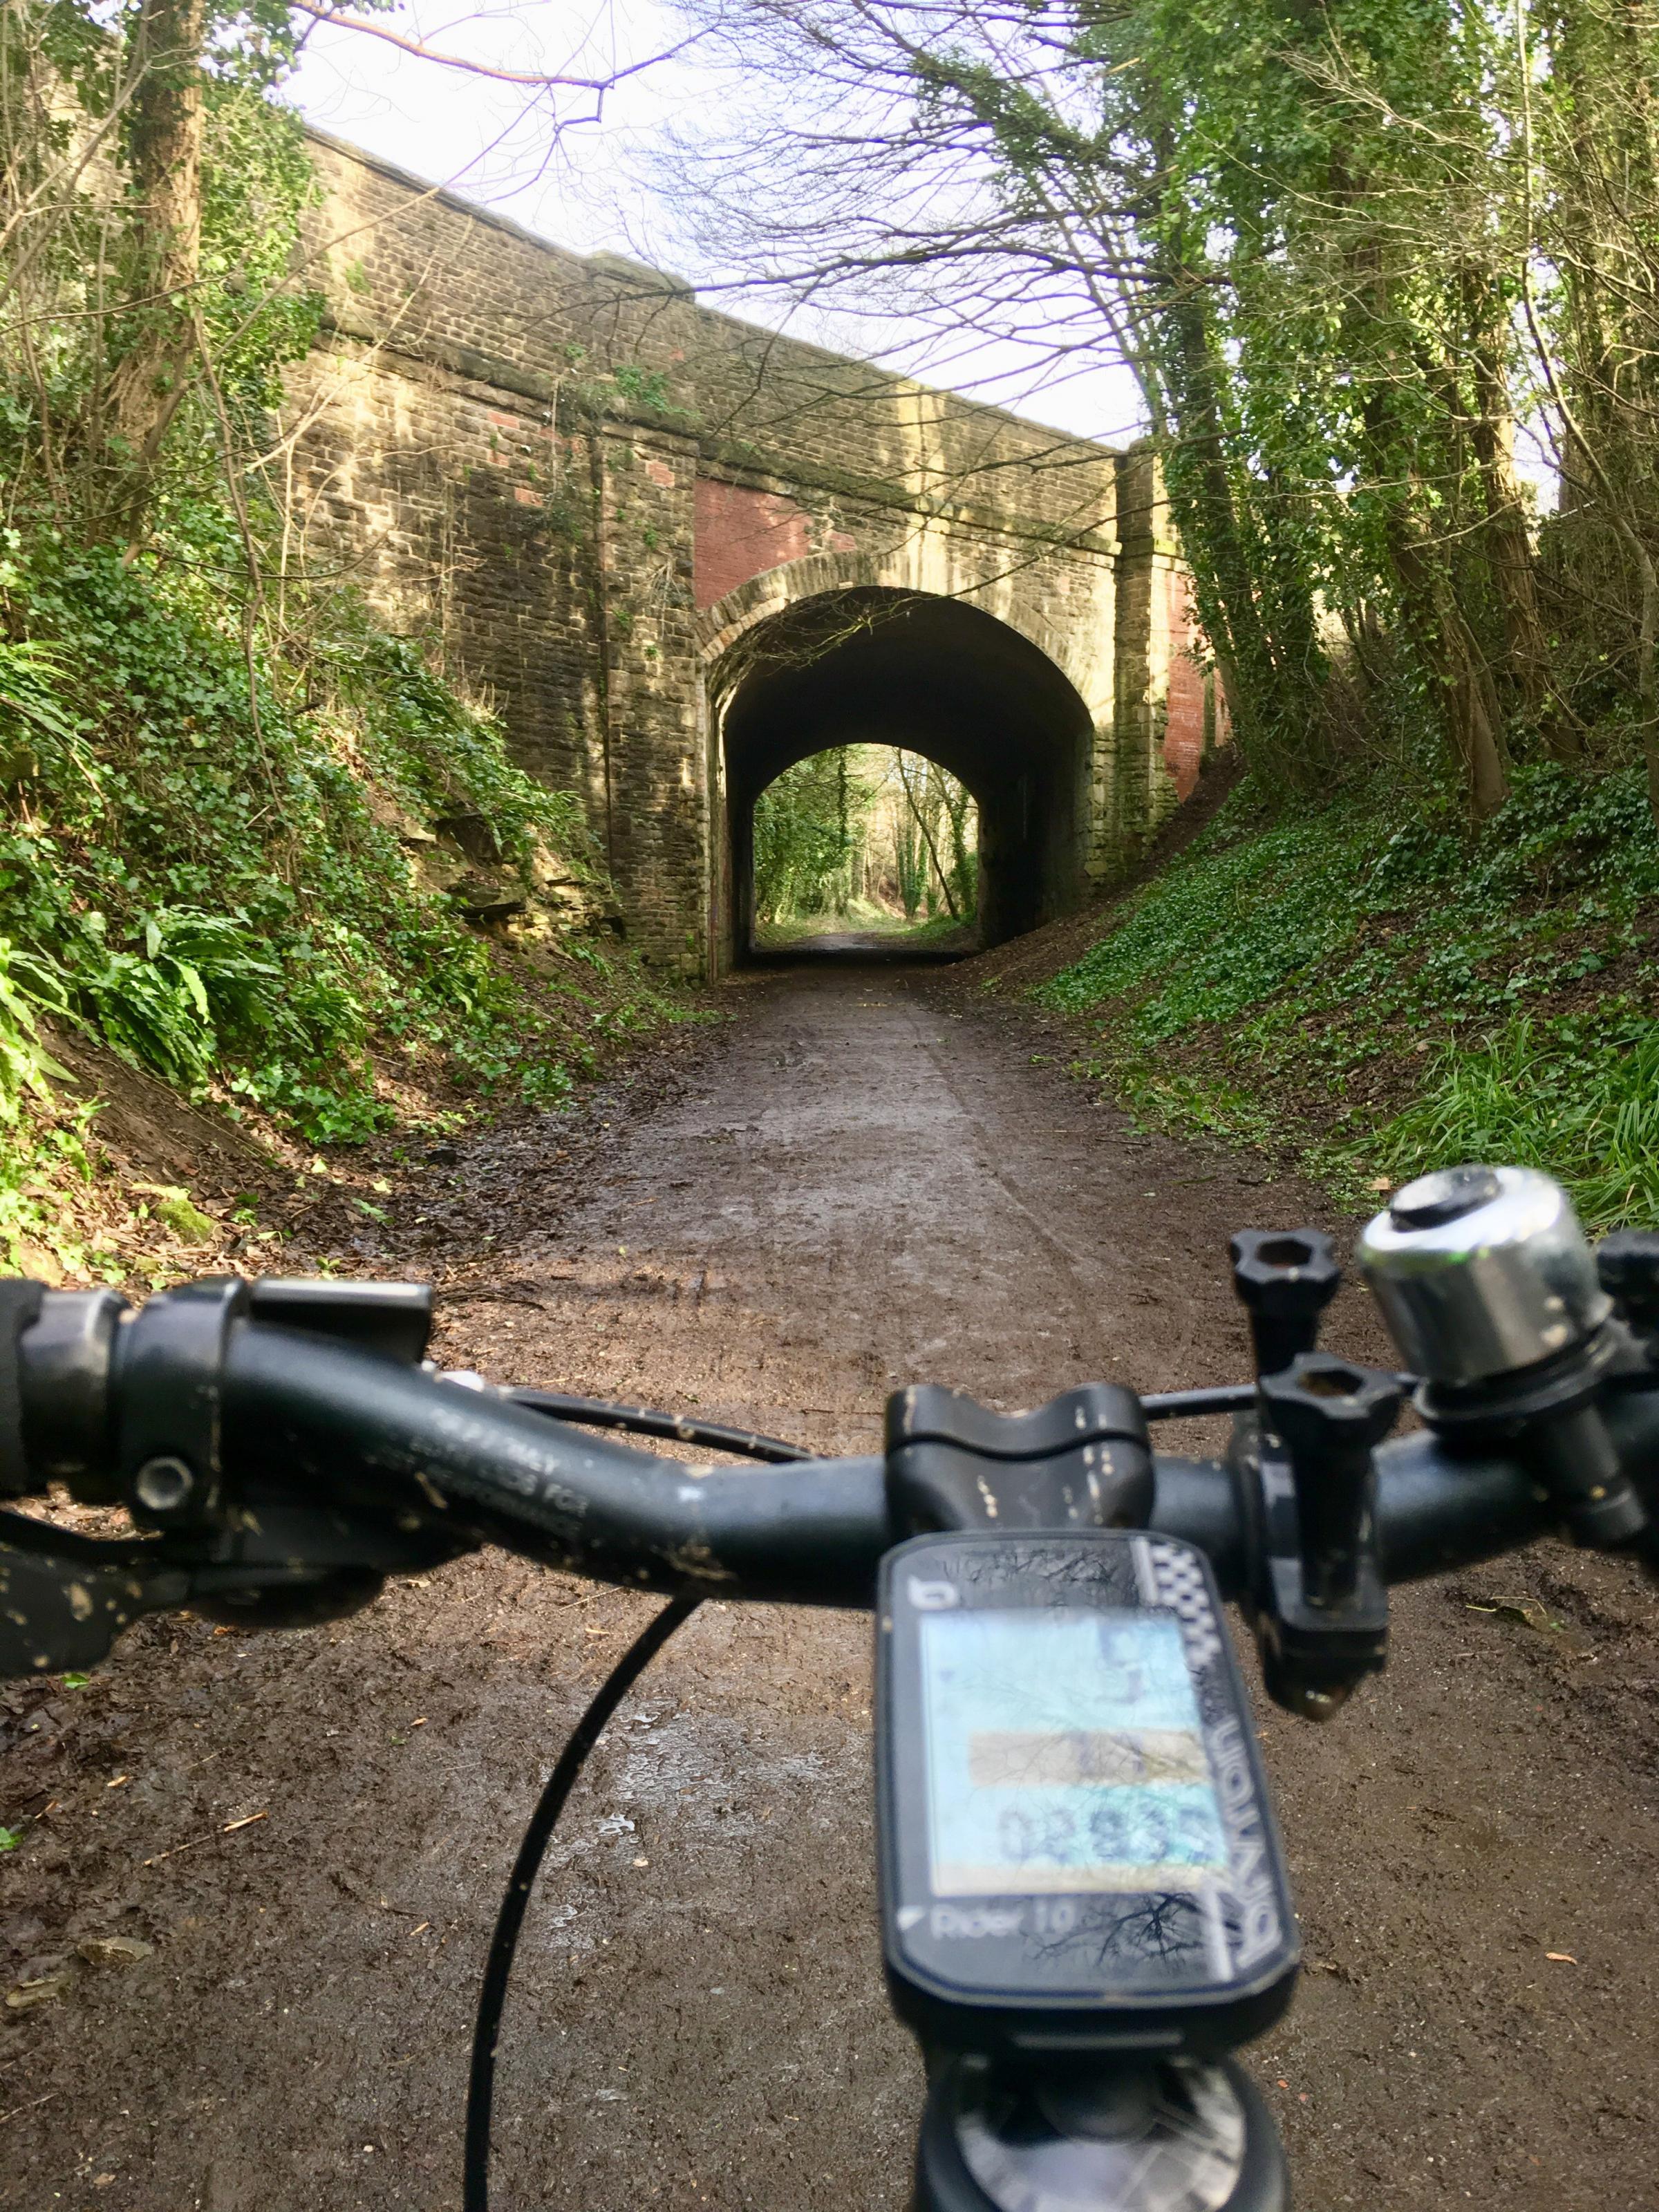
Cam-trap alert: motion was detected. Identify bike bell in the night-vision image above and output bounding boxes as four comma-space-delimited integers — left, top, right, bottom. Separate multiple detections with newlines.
1357, 1164, 1610, 1388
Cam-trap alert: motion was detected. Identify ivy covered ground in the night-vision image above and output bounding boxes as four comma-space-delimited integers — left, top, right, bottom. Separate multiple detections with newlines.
0, 528, 690, 1283
1022, 764, 1659, 1229
0, 48, 695, 1288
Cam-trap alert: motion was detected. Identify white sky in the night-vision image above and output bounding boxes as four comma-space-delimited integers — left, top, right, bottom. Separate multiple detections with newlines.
284, 1, 1149, 444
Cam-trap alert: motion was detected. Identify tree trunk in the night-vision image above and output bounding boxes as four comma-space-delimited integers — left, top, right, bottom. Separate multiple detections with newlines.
1352, 250, 1508, 816
897, 756, 959, 921
1466, 312, 1553, 727
100, 0, 207, 529
1159, 276, 1275, 751
1389, 507, 1510, 817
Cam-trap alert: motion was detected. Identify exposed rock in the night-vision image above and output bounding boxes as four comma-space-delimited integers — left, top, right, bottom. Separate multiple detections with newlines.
6, 1966, 73, 2011
436, 812, 503, 866
77, 1936, 156, 1967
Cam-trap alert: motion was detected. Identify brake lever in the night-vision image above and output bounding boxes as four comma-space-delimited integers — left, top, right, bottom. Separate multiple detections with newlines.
0, 1508, 190, 1674
0, 1275, 470, 1678
0, 1498, 472, 1674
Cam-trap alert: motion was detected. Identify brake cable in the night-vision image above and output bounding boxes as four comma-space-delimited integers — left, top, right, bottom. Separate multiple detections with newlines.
508, 1388, 815, 1463
464, 1403, 812, 2212
464, 1588, 701, 2211
512, 1380, 1336, 1439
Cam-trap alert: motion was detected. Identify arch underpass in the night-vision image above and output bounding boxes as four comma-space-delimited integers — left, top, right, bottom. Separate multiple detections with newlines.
290, 136, 1217, 972
715, 589, 1094, 964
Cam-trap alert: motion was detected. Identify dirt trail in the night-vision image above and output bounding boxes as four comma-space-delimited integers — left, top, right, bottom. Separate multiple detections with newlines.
1, 962, 1654, 2212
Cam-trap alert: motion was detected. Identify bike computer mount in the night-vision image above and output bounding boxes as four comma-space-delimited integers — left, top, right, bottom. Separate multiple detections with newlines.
877, 1531, 1298, 2063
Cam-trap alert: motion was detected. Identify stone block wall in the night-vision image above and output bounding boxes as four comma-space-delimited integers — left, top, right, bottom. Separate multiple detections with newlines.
280, 337, 604, 807
1109, 447, 1213, 848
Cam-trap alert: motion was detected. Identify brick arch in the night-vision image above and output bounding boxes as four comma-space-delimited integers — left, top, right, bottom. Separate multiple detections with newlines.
286, 135, 1203, 973
706, 579, 1100, 969
695, 544, 1110, 730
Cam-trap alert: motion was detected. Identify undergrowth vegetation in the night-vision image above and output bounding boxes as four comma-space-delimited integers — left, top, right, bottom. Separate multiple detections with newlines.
1039, 767, 1659, 1228
0, 528, 642, 1118
0, 26, 689, 1277
0, 526, 682, 1271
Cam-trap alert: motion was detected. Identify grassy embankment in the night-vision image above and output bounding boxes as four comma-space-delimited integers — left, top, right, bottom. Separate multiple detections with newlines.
0, 532, 692, 1283
1031, 765, 1659, 1229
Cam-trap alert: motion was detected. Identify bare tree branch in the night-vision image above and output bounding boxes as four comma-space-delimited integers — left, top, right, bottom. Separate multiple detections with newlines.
286, 3, 698, 90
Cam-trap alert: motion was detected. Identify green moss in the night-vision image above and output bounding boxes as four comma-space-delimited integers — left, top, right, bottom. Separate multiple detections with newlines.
149, 1190, 219, 1244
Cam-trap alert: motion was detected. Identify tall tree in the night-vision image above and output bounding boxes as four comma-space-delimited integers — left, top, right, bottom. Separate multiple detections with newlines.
102, 0, 209, 525
657, 0, 1659, 818
2, 0, 688, 542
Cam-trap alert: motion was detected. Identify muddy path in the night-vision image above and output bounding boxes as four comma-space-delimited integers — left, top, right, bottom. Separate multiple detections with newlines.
1, 963, 1655, 2212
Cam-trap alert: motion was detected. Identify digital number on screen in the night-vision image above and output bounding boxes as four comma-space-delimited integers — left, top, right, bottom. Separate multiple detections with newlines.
919, 1609, 1228, 1895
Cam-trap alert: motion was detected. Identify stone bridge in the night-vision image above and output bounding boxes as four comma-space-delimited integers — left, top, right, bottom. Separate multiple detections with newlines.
283, 133, 1217, 973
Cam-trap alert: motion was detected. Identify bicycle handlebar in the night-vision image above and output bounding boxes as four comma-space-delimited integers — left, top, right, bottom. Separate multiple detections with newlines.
2, 1252, 1655, 1687
217, 1320, 1650, 1604
6, 1177, 1653, 2212
226, 1322, 895, 1607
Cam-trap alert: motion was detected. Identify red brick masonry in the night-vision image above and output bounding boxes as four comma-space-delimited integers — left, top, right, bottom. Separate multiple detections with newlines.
695, 479, 854, 609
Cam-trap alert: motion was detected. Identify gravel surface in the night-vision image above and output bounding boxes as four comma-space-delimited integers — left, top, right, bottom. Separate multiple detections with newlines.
0, 960, 1653, 2211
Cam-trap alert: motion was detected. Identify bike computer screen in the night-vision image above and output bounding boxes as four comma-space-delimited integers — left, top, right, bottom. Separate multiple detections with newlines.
877, 1533, 1298, 2057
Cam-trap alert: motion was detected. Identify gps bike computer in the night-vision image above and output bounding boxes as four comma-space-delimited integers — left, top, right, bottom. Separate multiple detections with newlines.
877, 1532, 1299, 2059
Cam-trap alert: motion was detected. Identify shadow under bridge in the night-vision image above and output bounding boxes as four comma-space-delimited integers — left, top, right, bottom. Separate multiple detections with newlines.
715, 589, 1094, 964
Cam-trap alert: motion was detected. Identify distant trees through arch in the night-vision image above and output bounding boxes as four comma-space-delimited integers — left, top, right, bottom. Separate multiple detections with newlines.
752, 747, 979, 946
715, 588, 1094, 965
